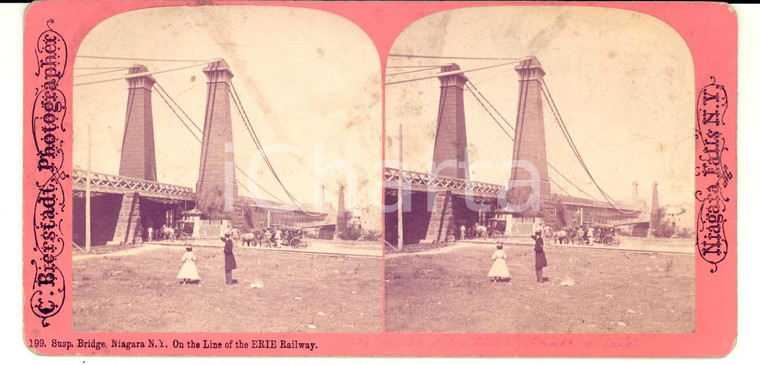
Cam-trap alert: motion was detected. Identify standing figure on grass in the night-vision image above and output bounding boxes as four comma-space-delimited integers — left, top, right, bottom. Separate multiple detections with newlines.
222, 232, 238, 285
532, 230, 548, 283
487, 244, 511, 282
177, 245, 200, 284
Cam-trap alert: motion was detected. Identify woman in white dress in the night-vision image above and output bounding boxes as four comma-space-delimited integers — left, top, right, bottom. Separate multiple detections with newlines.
177, 245, 200, 284
487, 244, 511, 282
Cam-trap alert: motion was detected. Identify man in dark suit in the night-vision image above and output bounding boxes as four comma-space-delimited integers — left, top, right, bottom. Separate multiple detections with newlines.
222, 232, 237, 284
531, 230, 548, 283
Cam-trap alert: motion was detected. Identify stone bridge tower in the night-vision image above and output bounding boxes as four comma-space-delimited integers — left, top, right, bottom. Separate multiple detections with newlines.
196, 59, 238, 220
109, 65, 157, 245
119, 65, 157, 181
424, 64, 469, 243
507, 57, 555, 227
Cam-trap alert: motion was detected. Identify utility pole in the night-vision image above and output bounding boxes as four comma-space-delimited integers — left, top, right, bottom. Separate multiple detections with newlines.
398, 124, 404, 251
85, 124, 92, 254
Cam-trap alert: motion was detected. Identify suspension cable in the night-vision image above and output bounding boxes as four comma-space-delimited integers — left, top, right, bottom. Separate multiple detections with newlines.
152, 83, 294, 205
548, 177, 572, 197
539, 80, 644, 213
154, 82, 203, 134
466, 81, 515, 132
464, 82, 513, 140
234, 166, 288, 206
228, 81, 324, 216
464, 81, 599, 201
152, 85, 201, 143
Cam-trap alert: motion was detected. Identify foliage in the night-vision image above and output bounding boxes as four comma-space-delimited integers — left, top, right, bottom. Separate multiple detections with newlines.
360, 230, 382, 241
654, 222, 677, 238
674, 227, 694, 239
338, 223, 363, 240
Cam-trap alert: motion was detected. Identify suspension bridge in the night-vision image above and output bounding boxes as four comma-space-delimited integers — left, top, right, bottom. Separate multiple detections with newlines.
384, 55, 654, 245
72, 58, 343, 247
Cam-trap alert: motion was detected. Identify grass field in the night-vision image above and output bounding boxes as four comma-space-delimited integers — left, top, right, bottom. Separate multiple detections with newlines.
73, 246, 382, 332
385, 244, 695, 333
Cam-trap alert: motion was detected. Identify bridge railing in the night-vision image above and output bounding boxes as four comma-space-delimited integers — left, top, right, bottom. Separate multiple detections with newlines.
384, 167, 506, 198
236, 195, 326, 217
384, 168, 644, 215
555, 195, 644, 211
71, 169, 194, 199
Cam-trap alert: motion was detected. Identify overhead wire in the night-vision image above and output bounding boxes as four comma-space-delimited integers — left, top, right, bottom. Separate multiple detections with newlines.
386, 66, 443, 77
74, 66, 135, 70
386, 60, 516, 123
386, 60, 523, 86
386, 64, 451, 69
73, 59, 218, 87
389, 54, 526, 61
74, 68, 132, 77
76, 55, 212, 62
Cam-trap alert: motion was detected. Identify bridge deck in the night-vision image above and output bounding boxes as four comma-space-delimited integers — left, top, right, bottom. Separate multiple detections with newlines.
384, 167, 506, 199
71, 169, 330, 218
236, 195, 326, 217
71, 169, 194, 201
384, 167, 644, 213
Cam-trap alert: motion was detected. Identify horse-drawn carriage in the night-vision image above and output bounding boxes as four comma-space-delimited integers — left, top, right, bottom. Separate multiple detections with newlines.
553, 225, 611, 246
238, 226, 307, 248
157, 220, 195, 242
487, 218, 507, 239
279, 226, 306, 248
174, 220, 195, 241
592, 224, 619, 246
469, 221, 505, 240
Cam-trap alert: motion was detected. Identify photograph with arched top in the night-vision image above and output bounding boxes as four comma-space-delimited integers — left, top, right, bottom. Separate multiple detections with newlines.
383, 6, 695, 333
71, 6, 382, 333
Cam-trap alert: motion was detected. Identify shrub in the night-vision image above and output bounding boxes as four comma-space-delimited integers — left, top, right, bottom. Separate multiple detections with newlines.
360, 230, 382, 241
338, 224, 362, 240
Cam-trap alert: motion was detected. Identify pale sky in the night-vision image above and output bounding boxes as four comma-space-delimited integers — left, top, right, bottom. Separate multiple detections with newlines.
73, 6, 696, 230
72, 6, 382, 229
385, 6, 695, 215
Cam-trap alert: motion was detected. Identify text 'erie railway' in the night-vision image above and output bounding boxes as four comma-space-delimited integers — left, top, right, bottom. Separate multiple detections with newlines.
45, 338, 318, 351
